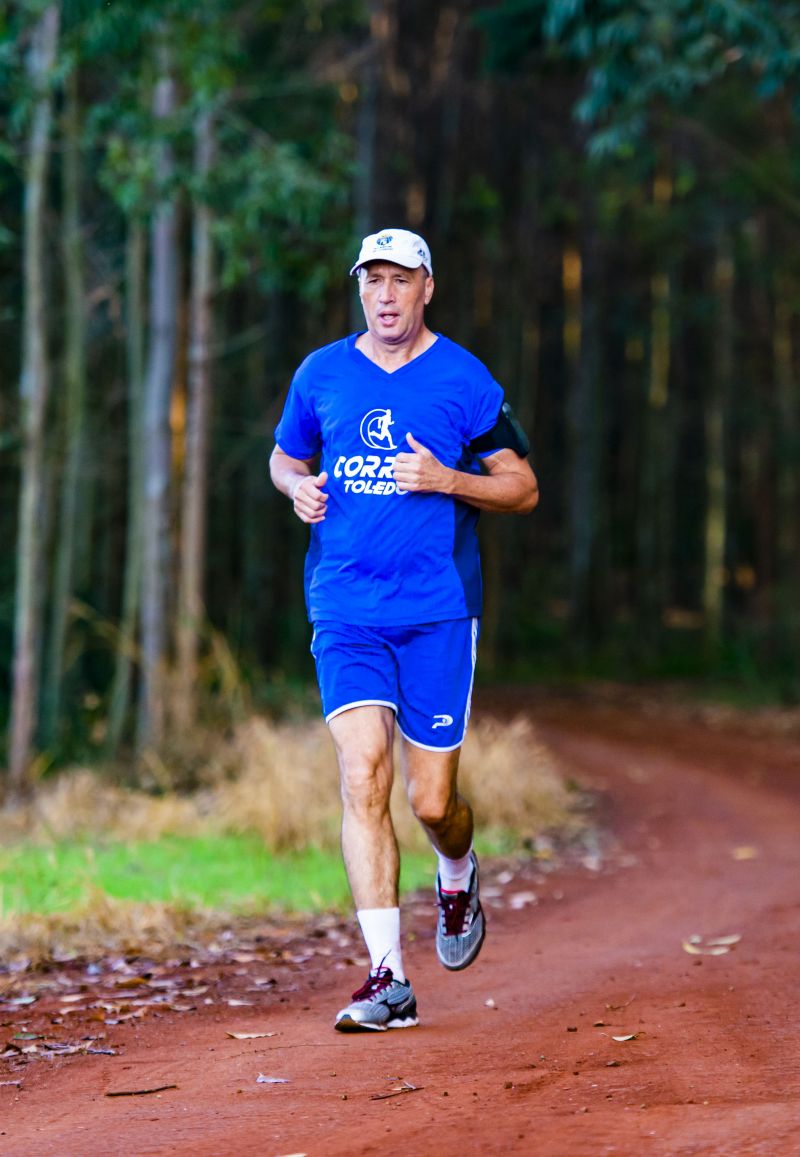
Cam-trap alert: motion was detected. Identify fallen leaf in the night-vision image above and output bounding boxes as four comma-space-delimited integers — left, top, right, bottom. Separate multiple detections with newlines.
682, 933, 740, 957
484, 998, 496, 1009
256, 1074, 289, 1084
370, 1080, 423, 1101
605, 995, 636, 1011
226, 1031, 278, 1040
732, 846, 759, 861
106, 1084, 178, 1097
227, 999, 254, 1008
612, 1034, 638, 1042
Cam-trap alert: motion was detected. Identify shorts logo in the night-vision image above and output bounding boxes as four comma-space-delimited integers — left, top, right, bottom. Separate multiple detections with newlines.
432, 714, 454, 730
360, 408, 397, 451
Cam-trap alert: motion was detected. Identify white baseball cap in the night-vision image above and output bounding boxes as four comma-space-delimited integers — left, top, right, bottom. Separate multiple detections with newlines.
349, 228, 433, 276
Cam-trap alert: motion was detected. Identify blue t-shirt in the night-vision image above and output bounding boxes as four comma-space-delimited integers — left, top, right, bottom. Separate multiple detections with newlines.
274, 333, 503, 625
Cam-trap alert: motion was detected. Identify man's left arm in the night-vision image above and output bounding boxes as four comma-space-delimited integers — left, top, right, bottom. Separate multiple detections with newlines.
392, 434, 539, 514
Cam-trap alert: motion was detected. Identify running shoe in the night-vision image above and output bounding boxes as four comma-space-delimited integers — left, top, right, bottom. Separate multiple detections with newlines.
435, 851, 486, 971
334, 966, 419, 1032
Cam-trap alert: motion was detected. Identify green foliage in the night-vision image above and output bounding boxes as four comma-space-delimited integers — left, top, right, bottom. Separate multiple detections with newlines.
73, 0, 356, 289
479, 1, 800, 155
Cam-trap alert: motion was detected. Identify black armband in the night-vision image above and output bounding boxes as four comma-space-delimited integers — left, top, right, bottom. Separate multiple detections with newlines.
469, 401, 530, 458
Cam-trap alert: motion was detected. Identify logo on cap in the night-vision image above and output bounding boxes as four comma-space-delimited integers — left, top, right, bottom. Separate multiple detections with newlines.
376, 235, 392, 248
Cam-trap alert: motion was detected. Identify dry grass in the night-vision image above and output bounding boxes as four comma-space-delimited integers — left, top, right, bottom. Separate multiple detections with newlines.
0, 713, 580, 964
0, 713, 576, 853
0, 891, 222, 964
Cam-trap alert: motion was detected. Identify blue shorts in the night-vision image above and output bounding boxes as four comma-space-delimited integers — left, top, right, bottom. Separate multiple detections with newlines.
310, 618, 480, 751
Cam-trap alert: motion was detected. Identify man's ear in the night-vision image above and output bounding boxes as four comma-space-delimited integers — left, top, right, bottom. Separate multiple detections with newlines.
424, 276, 435, 305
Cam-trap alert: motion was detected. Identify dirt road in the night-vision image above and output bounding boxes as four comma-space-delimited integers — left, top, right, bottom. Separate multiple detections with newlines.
2, 692, 800, 1156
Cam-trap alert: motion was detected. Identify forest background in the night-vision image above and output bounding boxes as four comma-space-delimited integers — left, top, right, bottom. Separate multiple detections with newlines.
1, 0, 799, 794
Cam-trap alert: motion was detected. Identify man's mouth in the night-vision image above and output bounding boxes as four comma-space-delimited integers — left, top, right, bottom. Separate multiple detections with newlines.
378, 311, 399, 323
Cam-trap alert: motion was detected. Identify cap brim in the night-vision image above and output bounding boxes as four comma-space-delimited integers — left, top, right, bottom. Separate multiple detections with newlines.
349, 256, 428, 276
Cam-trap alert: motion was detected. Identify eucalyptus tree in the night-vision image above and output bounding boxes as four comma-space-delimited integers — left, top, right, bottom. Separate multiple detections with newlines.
480, 0, 800, 660
7, 1, 60, 794
88, 0, 357, 755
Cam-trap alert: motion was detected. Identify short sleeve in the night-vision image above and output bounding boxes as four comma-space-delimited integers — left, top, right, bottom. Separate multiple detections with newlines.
467, 363, 504, 448
274, 365, 322, 460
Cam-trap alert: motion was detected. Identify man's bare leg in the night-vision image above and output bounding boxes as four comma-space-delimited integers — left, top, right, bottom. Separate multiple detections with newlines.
328, 706, 420, 1031
327, 705, 409, 988
328, 705, 398, 909
401, 736, 485, 970
400, 739, 472, 858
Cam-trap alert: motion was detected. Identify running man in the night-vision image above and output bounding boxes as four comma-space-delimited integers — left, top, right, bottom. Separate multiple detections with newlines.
270, 228, 539, 1031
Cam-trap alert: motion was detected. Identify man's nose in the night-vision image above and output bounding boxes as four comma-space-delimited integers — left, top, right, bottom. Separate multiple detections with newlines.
378, 281, 395, 302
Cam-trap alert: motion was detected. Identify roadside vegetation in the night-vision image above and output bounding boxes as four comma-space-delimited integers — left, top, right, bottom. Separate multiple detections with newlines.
0, 714, 580, 963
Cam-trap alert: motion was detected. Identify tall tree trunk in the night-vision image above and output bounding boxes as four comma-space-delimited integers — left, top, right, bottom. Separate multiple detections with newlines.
636, 165, 674, 653
175, 107, 216, 732
350, 0, 381, 330
42, 66, 87, 748
568, 196, 603, 649
7, 4, 60, 795
137, 45, 179, 755
107, 220, 146, 755
703, 230, 733, 656
773, 273, 800, 668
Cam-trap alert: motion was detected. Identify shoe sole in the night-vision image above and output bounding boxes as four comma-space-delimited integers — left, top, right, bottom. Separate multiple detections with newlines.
334, 1013, 420, 1033
437, 905, 486, 972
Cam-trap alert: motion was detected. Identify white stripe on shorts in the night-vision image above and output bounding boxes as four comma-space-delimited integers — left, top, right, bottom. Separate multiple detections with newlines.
325, 699, 398, 725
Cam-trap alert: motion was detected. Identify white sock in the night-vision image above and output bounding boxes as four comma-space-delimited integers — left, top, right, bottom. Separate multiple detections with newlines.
356, 908, 405, 981
437, 846, 473, 893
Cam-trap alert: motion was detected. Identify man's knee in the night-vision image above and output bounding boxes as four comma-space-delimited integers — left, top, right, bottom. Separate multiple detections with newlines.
339, 752, 392, 815
408, 782, 454, 830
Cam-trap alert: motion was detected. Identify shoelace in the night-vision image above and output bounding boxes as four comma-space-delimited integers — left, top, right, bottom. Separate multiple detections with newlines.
351, 966, 394, 1002
439, 890, 471, 936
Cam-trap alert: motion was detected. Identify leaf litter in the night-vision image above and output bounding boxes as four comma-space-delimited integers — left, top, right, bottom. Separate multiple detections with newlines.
370, 1078, 423, 1101
682, 933, 742, 956
226, 1031, 278, 1040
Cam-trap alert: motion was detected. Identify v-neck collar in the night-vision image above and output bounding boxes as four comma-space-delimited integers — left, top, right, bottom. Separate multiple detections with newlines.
349, 332, 441, 377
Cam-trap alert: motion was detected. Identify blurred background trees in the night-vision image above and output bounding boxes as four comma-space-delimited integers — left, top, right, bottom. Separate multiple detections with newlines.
1, 0, 799, 787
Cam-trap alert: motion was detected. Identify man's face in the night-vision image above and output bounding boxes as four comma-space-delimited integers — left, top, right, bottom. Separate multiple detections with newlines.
358, 261, 434, 344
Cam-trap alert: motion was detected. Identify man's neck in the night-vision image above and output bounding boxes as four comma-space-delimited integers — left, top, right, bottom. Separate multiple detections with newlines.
356, 327, 437, 372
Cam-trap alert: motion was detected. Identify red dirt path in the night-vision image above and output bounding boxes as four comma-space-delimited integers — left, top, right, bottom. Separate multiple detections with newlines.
2, 690, 800, 1157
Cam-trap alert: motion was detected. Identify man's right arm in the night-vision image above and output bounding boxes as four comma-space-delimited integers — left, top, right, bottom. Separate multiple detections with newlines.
269, 445, 329, 524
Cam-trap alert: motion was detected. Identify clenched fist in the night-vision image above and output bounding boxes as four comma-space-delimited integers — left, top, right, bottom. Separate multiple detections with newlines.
392, 433, 452, 494
292, 471, 329, 523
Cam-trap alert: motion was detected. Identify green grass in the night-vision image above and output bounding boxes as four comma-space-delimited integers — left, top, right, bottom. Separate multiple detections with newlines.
0, 834, 488, 919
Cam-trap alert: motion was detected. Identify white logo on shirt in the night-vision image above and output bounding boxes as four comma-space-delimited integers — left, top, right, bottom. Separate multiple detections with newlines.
432, 714, 454, 729
360, 408, 397, 451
